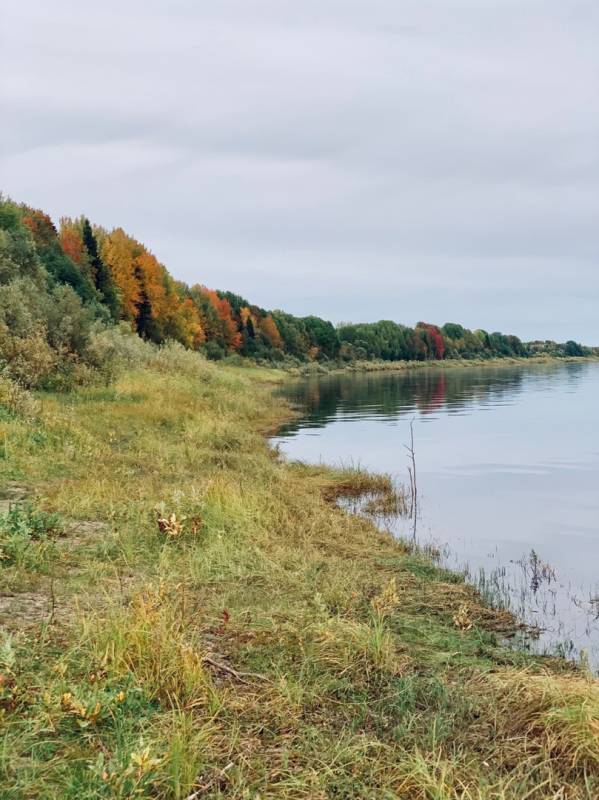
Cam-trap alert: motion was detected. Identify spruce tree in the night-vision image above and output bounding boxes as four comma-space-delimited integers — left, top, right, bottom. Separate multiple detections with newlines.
81, 218, 120, 320
133, 264, 159, 341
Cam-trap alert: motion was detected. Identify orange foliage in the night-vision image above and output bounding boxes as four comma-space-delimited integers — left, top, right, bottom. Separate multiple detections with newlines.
203, 289, 242, 350
260, 315, 283, 349
240, 306, 252, 328
59, 227, 85, 265
100, 228, 207, 348
22, 208, 57, 247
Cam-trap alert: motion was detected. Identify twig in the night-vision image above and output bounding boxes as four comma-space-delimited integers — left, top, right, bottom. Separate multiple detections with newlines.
404, 418, 418, 540
48, 577, 56, 625
185, 761, 234, 799
202, 656, 269, 684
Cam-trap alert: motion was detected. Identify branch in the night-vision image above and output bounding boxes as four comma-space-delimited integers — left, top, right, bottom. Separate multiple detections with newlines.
202, 656, 269, 685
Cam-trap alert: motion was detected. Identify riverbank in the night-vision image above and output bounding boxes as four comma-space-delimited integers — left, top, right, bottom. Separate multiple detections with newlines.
1, 353, 598, 798
287, 353, 598, 377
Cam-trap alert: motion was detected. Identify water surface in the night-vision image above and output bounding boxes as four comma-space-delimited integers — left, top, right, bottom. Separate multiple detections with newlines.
272, 362, 599, 668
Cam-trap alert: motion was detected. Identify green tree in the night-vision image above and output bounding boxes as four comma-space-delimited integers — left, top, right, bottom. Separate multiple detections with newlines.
82, 218, 120, 320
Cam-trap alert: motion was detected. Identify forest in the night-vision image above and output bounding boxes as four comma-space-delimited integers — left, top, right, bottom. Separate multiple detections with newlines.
0, 196, 592, 390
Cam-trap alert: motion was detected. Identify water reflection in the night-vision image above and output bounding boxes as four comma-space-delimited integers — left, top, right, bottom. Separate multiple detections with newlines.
273, 362, 599, 670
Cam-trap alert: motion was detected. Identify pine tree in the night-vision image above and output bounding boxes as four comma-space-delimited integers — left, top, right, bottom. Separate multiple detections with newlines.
133, 264, 159, 341
82, 218, 120, 319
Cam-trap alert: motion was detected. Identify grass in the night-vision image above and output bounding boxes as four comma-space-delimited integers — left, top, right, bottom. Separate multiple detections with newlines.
0, 354, 597, 798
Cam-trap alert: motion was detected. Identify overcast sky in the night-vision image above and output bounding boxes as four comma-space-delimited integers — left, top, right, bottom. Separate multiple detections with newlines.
1, 1, 598, 342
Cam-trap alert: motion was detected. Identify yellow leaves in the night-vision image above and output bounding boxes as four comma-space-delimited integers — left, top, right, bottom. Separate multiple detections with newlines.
60, 692, 103, 728
453, 603, 473, 631
155, 503, 202, 538
371, 577, 400, 621
95, 742, 162, 793
129, 745, 161, 771
100, 228, 142, 321
52, 661, 67, 678
156, 510, 186, 537
46, 684, 130, 731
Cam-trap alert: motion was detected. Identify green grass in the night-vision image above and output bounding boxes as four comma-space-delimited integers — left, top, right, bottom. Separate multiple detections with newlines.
0, 357, 597, 798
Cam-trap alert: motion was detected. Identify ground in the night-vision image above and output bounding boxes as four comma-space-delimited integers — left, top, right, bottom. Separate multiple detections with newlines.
0, 356, 597, 799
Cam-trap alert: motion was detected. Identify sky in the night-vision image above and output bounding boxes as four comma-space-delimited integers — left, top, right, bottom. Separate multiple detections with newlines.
1, 1, 598, 343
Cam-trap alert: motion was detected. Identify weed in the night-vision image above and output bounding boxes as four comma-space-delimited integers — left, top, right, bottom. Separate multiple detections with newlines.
0, 501, 62, 570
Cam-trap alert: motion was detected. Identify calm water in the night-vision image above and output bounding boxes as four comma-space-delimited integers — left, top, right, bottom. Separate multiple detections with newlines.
272, 362, 599, 669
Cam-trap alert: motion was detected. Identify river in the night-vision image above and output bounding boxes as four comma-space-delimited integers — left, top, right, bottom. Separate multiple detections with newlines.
272, 361, 599, 670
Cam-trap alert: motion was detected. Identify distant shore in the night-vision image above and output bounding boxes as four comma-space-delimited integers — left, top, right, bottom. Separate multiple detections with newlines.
284, 353, 599, 378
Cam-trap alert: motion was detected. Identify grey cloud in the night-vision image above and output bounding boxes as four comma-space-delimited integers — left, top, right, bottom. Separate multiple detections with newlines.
1, 0, 598, 342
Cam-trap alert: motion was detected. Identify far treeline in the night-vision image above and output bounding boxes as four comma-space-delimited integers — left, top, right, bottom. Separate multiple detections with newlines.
0, 196, 594, 390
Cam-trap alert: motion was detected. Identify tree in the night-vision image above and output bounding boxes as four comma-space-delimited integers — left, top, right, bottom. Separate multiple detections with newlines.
133, 264, 158, 340
259, 315, 283, 350
201, 288, 242, 351
416, 323, 446, 360
302, 316, 339, 359
59, 226, 85, 265
21, 207, 98, 305
81, 218, 120, 319
100, 228, 142, 321
564, 340, 584, 357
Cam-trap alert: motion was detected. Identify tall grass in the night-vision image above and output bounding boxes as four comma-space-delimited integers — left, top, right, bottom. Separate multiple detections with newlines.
0, 343, 596, 798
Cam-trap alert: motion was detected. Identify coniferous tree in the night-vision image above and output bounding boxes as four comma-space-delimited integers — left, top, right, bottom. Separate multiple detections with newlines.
82, 218, 120, 319
133, 264, 158, 340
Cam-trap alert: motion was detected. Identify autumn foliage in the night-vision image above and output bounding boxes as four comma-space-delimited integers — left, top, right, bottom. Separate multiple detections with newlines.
2, 196, 588, 369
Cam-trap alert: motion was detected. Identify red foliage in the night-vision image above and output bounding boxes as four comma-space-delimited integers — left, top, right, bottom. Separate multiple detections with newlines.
417, 322, 446, 360
59, 228, 85, 264
203, 289, 242, 351
22, 208, 57, 247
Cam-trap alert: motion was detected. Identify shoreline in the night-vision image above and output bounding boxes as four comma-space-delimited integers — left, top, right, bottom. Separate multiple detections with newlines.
285, 353, 599, 377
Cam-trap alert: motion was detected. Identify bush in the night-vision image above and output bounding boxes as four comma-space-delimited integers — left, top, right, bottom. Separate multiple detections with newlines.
149, 340, 209, 380
0, 502, 63, 571
0, 374, 40, 419
203, 340, 225, 361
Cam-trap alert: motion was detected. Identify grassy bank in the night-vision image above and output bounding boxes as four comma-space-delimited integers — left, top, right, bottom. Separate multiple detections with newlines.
288, 354, 599, 377
0, 352, 598, 799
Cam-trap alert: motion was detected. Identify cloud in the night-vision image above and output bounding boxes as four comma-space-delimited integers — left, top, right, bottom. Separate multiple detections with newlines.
1, 0, 598, 341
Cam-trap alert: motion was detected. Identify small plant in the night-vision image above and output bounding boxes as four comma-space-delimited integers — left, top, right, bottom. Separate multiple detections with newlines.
370, 577, 400, 621
0, 501, 63, 569
453, 603, 473, 631
90, 742, 162, 797
155, 501, 202, 539
0, 632, 17, 710
60, 691, 104, 728
156, 507, 186, 537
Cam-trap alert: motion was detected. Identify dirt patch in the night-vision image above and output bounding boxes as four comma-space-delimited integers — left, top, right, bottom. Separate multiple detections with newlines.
65, 519, 108, 546
0, 588, 69, 630
0, 483, 28, 514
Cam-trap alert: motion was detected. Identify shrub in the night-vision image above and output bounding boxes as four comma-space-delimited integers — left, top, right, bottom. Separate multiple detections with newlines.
0, 374, 40, 419
0, 502, 63, 571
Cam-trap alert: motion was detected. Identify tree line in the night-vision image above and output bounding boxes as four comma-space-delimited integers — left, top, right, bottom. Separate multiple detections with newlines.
0, 196, 592, 390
